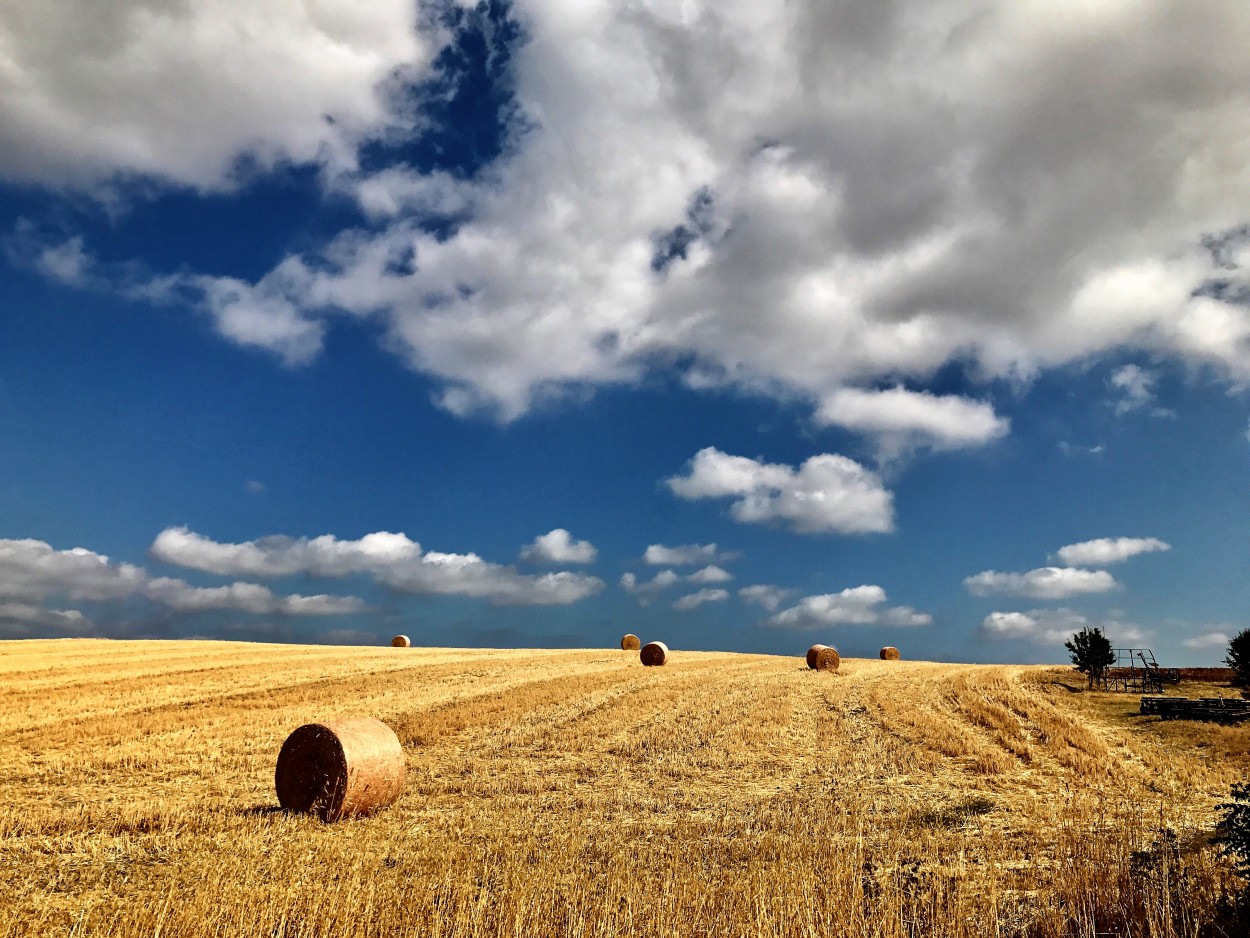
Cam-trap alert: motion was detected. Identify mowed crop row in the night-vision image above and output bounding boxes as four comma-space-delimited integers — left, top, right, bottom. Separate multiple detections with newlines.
1, 639, 1246, 938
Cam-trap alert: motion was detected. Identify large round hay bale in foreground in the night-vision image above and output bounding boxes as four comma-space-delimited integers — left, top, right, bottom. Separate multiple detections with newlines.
807, 644, 840, 671
275, 717, 405, 822
880, 646, 900, 660
640, 641, 669, 666
620, 633, 641, 651
390, 635, 411, 648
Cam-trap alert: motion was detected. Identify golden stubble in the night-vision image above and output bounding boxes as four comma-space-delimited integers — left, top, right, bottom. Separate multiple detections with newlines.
1, 639, 1245, 937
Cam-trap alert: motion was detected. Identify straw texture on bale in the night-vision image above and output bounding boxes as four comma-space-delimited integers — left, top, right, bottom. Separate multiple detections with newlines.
807, 644, 840, 671
880, 646, 901, 660
640, 641, 669, 666
275, 717, 405, 822
390, 635, 411, 647
620, 633, 641, 651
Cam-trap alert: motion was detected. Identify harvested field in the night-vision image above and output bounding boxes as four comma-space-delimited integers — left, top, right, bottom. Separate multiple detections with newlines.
1176, 667, 1237, 684
1, 639, 1247, 937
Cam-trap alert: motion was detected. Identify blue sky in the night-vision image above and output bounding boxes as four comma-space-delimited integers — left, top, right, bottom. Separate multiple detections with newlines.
2, 0, 1249, 664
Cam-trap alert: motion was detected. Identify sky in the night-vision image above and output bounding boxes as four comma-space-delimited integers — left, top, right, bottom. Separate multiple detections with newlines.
1, 0, 1249, 664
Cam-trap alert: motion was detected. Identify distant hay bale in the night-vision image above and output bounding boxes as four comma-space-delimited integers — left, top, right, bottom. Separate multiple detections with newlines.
640, 641, 669, 666
275, 717, 405, 822
807, 644, 840, 671
880, 646, 901, 660
390, 635, 411, 648
620, 633, 641, 651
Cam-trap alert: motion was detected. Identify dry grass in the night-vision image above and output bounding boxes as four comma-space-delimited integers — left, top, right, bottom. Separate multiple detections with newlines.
1, 640, 1246, 937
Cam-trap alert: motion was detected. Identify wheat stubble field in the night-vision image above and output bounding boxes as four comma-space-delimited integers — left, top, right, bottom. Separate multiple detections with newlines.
1, 640, 1246, 937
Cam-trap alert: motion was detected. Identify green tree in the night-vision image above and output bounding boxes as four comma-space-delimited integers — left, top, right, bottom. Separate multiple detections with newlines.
1226, 628, 1250, 688
1065, 626, 1116, 689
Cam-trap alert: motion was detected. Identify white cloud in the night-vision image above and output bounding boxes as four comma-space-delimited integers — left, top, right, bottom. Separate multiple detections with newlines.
666, 447, 893, 534
673, 588, 729, 611
151, 526, 603, 606
770, 585, 886, 628
980, 611, 1040, 639
1054, 536, 1171, 567
964, 566, 1118, 599
144, 578, 366, 616
520, 528, 598, 564
1181, 631, 1231, 650
192, 272, 328, 366
0, 0, 434, 191
0, 534, 373, 629
879, 606, 934, 628
738, 584, 792, 612
150, 526, 422, 577
620, 569, 681, 605
769, 585, 930, 630
32, 0, 1250, 423
0, 538, 147, 602
643, 542, 734, 566
1108, 365, 1155, 415
687, 564, 732, 584
979, 608, 1146, 646
815, 387, 1008, 460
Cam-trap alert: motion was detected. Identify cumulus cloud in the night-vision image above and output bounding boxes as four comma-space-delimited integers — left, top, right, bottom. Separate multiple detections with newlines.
687, 564, 732, 584
144, 578, 366, 616
620, 570, 681, 605
23, 1, 1250, 423
666, 447, 893, 534
815, 387, 1008, 460
0, 538, 147, 602
0, 535, 371, 631
151, 526, 421, 577
1181, 631, 1231, 650
673, 588, 729, 611
737, 584, 793, 612
879, 606, 934, 628
0, 0, 434, 190
520, 528, 598, 565
769, 585, 930, 630
979, 608, 1146, 646
151, 526, 603, 606
964, 566, 1118, 600
642, 543, 735, 566
1054, 537, 1171, 567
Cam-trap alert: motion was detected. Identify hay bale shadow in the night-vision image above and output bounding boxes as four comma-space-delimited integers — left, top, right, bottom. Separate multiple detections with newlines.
240, 805, 286, 817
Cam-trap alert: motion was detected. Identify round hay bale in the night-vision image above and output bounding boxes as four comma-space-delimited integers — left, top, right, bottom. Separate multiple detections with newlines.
880, 646, 900, 660
640, 641, 669, 666
806, 644, 828, 669
390, 634, 411, 648
620, 633, 641, 651
812, 645, 841, 672
275, 717, 405, 822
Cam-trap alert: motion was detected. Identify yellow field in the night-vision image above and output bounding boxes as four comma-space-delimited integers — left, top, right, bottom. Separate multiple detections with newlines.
1, 639, 1246, 937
